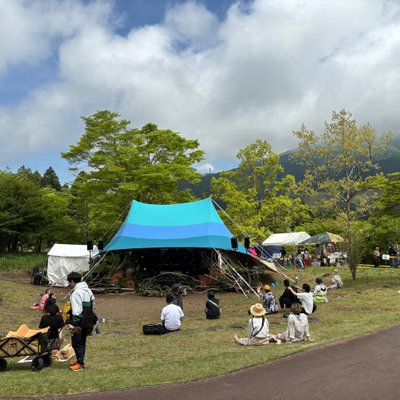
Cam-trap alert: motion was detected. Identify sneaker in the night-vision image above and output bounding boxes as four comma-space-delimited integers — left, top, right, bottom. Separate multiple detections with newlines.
69, 363, 84, 371
69, 361, 79, 367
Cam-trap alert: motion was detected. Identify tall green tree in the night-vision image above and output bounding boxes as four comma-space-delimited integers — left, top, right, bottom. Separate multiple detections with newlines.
211, 139, 310, 242
41, 167, 62, 191
62, 110, 205, 239
293, 109, 392, 279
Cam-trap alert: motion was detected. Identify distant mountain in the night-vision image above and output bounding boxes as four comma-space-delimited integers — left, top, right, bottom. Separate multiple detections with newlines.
189, 134, 400, 198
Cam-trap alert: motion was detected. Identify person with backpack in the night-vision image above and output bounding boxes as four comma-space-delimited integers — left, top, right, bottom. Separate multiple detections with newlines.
234, 303, 271, 346
262, 285, 278, 314
66, 272, 97, 371
205, 291, 221, 319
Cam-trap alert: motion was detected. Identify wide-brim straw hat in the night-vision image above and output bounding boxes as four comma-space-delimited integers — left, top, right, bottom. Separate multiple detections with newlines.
250, 303, 266, 317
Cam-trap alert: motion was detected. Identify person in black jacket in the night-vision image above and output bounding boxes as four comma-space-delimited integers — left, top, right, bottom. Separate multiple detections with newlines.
279, 279, 299, 310
39, 302, 64, 344
205, 291, 220, 319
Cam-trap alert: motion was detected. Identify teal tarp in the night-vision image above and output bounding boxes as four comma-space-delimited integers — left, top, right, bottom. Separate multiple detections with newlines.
105, 198, 247, 253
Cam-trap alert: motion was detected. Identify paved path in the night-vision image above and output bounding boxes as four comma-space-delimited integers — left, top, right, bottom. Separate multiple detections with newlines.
53, 324, 400, 399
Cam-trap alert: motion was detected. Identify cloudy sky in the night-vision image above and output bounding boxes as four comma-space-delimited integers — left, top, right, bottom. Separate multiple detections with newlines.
1, 0, 400, 182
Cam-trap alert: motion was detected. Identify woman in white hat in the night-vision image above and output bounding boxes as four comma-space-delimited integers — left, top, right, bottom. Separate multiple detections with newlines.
234, 303, 271, 346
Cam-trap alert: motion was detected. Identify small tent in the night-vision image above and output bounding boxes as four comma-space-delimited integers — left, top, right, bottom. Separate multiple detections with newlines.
262, 232, 310, 246
300, 232, 344, 245
47, 244, 99, 287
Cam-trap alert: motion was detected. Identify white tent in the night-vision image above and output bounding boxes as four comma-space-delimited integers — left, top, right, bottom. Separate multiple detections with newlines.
47, 244, 99, 287
262, 232, 310, 246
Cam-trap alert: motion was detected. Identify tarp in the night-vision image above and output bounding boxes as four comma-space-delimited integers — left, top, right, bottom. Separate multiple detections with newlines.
262, 232, 310, 246
47, 244, 99, 287
105, 198, 247, 254
300, 232, 344, 245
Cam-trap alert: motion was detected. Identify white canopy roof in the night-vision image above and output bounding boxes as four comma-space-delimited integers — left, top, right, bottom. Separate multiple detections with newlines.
262, 232, 310, 246
47, 244, 99, 287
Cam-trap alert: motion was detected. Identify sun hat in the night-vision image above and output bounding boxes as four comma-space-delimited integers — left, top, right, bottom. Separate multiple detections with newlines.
249, 303, 266, 317
264, 285, 271, 291
333, 269, 338, 273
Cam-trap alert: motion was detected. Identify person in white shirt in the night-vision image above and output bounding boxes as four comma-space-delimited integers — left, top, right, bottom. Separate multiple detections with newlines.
328, 269, 343, 289
272, 303, 314, 343
234, 303, 271, 346
288, 283, 315, 315
161, 294, 184, 332
314, 277, 329, 303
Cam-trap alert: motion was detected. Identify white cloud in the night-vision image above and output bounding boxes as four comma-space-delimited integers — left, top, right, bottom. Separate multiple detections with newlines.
1, 0, 400, 178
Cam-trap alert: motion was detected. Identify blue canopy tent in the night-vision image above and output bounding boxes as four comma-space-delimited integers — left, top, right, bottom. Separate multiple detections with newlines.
105, 198, 247, 254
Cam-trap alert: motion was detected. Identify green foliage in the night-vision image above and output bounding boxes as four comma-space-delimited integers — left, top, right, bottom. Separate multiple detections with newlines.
41, 166, 62, 191
211, 139, 310, 242
293, 110, 392, 278
62, 110, 205, 240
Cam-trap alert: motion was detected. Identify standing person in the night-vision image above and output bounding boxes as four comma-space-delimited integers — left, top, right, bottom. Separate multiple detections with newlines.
388, 246, 397, 268
373, 247, 381, 268
171, 280, 184, 310
205, 291, 221, 319
396, 242, 400, 267
67, 272, 96, 371
233, 303, 271, 346
161, 294, 184, 332
262, 285, 278, 314
287, 283, 315, 315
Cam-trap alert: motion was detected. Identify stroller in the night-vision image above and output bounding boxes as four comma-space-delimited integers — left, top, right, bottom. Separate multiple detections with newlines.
0, 324, 53, 372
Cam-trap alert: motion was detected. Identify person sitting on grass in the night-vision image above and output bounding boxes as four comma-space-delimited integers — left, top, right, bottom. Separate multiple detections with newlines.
287, 283, 316, 315
31, 289, 51, 311
328, 269, 343, 289
279, 279, 299, 310
313, 277, 329, 303
234, 303, 271, 346
161, 294, 184, 333
205, 291, 221, 320
272, 303, 314, 343
262, 285, 278, 314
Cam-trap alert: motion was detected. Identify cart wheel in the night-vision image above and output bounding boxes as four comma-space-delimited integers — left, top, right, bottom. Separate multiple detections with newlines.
43, 353, 52, 368
31, 356, 44, 372
0, 358, 7, 371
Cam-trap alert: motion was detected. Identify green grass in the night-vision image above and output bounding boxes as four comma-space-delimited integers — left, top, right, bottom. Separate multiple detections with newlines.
0, 253, 47, 271
0, 266, 399, 398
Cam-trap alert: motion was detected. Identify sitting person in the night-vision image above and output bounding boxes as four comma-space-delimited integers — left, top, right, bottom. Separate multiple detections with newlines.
31, 289, 51, 311
262, 285, 278, 314
272, 303, 314, 343
39, 302, 64, 347
288, 283, 315, 315
328, 269, 344, 289
161, 294, 184, 333
205, 291, 221, 319
234, 303, 271, 346
279, 279, 299, 310
313, 277, 329, 303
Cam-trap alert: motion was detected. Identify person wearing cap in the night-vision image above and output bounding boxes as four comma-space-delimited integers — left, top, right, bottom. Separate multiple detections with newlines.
262, 285, 278, 314
234, 303, 271, 346
328, 269, 343, 289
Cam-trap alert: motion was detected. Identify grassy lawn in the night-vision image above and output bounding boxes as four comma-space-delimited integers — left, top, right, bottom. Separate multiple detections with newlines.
0, 265, 399, 398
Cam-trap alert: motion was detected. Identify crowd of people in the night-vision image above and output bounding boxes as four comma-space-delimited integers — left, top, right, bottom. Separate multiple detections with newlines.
30, 268, 344, 370
234, 268, 343, 346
